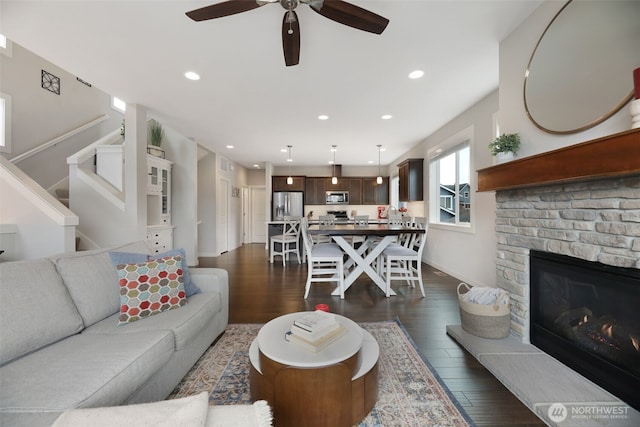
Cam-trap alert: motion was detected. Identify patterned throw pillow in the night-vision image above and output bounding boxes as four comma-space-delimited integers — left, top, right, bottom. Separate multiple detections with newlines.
109, 248, 200, 297
116, 255, 186, 325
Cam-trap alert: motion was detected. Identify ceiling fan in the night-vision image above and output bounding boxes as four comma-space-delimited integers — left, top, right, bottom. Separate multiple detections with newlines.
186, 0, 389, 66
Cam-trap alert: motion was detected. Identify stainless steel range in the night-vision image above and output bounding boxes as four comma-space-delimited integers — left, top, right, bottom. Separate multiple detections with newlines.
327, 210, 349, 222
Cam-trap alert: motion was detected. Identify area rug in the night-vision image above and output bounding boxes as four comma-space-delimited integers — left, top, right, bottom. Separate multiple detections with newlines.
169, 318, 476, 427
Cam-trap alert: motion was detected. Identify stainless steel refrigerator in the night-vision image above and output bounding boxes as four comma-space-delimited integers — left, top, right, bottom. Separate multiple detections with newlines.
272, 192, 304, 220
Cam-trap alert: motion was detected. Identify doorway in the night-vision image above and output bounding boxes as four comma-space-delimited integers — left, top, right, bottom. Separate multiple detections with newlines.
217, 177, 229, 254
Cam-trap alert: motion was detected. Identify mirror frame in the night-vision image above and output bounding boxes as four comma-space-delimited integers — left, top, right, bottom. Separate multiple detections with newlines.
523, 0, 635, 135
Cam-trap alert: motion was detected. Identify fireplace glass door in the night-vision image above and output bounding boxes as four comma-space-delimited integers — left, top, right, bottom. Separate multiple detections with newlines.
530, 250, 640, 410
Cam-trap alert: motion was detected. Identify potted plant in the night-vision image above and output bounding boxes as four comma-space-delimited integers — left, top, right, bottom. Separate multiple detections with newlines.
488, 133, 520, 163
148, 120, 165, 158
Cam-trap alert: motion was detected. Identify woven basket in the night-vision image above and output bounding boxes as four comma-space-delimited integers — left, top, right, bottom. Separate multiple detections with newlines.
457, 283, 510, 339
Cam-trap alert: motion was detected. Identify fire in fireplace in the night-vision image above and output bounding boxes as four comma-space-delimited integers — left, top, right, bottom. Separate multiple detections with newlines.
530, 251, 640, 410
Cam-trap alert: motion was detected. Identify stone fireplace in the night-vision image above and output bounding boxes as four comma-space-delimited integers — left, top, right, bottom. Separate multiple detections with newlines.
494, 175, 640, 342
474, 129, 640, 414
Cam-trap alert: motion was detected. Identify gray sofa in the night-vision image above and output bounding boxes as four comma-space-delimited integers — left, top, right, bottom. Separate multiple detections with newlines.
0, 242, 229, 427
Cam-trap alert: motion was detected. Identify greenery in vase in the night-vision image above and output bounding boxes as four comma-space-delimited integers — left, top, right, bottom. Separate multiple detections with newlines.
488, 133, 520, 156
149, 121, 164, 147
120, 119, 125, 139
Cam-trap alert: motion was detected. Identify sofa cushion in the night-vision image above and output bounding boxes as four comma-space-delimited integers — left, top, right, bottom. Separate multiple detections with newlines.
110, 248, 200, 297
84, 292, 222, 351
52, 241, 150, 327
0, 258, 84, 366
117, 255, 186, 325
0, 330, 174, 414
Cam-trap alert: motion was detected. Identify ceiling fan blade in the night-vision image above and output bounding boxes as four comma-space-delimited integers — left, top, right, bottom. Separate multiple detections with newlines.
309, 0, 389, 34
186, 0, 266, 22
282, 10, 301, 66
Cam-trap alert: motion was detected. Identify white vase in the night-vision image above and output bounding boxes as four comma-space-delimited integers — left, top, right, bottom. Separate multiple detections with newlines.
147, 145, 165, 159
495, 152, 515, 164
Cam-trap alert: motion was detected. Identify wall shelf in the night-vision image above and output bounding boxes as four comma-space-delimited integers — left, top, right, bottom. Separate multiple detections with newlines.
477, 128, 640, 192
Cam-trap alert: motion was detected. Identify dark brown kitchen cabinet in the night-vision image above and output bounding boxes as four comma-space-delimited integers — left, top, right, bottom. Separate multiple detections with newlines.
326, 177, 348, 191
272, 176, 305, 192
304, 177, 326, 205
362, 177, 389, 204
398, 159, 423, 201
347, 178, 362, 205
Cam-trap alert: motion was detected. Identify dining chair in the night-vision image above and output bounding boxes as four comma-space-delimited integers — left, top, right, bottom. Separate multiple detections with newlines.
270, 216, 302, 266
315, 214, 336, 244
380, 217, 427, 297
300, 218, 345, 299
351, 214, 369, 247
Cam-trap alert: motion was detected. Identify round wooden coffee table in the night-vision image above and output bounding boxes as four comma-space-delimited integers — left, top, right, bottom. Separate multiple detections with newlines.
249, 312, 379, 427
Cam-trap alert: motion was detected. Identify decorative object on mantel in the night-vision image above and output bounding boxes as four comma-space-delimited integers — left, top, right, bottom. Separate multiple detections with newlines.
147, 120, 165, 159
488, 133, 520, 164
631, 67, 640, 129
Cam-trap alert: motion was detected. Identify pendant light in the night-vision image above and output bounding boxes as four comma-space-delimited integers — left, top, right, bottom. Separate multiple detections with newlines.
376, 144, 383, 184
286, 145, 293, 185
331, 145, 338, 185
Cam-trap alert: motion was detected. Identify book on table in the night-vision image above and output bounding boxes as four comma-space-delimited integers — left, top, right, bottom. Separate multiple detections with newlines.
292, 310, 337, 333
286, 323, 347, 353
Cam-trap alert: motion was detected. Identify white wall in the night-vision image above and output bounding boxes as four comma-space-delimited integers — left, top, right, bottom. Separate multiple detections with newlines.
162, 125, 198, 266
409, 91, 499, 287
499, 1, 633, 153
197, 152, 217, 257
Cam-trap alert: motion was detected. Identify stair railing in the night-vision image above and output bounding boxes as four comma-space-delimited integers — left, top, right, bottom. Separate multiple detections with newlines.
9, 114, 109, 164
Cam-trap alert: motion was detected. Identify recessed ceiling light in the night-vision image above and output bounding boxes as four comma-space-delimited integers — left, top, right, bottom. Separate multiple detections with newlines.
226, 145, 234, 149
280, 148, 287, 152
253, 164, 260, 168
185, 71, 200, 80
408, 70, 424, 79
381, 114, 392, 120
368, 160, 374, 164
318, 115, 329, 120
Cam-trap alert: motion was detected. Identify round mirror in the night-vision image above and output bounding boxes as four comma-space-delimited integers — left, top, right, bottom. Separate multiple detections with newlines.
524, 0, 640, 134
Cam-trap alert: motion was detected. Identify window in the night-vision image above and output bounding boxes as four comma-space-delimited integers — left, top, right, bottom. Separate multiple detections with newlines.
428, 127, 472, 228
0, 33, 12, 57
111, 96, 126, 113
0, 92, 11, 153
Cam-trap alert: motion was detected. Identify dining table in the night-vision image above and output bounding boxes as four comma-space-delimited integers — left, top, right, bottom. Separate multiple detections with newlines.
307, 223, 425, 297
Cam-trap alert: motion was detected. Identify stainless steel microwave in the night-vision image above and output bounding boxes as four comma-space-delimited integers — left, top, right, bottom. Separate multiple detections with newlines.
325, 191, 349, 205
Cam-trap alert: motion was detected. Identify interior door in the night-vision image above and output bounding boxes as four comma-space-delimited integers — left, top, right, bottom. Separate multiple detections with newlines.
217, 178, 229, 254
251, 187, 266, 243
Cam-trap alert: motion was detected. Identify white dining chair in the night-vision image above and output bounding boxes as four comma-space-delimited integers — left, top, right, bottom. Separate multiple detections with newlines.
315, 214, 336, 244
381, 217, 427, 297
300, 218, 345, 299
351, 214, 369, 247
270, 216, 302, 266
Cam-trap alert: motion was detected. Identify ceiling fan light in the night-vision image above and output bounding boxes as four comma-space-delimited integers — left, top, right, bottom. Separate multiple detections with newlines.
285, 10, 297, 23
376, 176, 383, 185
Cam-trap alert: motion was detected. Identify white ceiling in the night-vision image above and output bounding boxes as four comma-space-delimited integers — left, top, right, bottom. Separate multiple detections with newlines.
1, 0, 542, 168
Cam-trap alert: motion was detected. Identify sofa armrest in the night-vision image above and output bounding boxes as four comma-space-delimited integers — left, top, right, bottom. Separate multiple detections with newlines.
189, 268, 228, 293
189, 268, 229, 318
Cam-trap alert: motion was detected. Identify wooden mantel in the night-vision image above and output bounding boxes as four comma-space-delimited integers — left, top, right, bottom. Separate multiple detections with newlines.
477, 128, 640, 192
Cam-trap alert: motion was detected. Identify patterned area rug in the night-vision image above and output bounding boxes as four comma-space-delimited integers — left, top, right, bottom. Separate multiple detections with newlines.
169, 318, 475, 426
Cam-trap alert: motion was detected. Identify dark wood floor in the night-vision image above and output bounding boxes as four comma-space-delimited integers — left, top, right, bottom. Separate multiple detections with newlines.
199, 243, 545, 427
